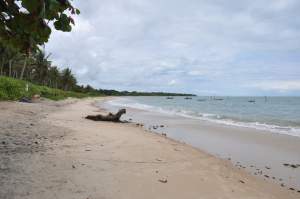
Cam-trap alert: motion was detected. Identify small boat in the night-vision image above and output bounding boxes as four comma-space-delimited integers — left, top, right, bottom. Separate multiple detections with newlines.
248, 100, 255, 103
166, 97, 174, 99
184, 97, 192, 100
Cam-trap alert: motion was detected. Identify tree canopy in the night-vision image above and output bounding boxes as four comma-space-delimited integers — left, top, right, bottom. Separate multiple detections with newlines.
0, 0, 79, 54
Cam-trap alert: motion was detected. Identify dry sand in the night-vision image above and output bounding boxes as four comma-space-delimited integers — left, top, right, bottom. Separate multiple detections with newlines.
0, 97, 299, 199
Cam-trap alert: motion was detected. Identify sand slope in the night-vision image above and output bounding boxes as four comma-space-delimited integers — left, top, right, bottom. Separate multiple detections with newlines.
0, 98, 299, 199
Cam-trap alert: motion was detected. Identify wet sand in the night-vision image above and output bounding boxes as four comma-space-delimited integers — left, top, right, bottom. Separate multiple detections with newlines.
102, 98, 300, 190
1, 97, 299, 198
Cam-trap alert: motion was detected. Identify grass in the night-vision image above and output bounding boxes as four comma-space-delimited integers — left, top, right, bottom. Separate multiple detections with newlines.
0, 76, 89, 101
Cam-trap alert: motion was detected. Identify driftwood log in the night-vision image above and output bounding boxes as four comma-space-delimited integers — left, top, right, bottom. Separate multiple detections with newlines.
85, 109, 126, 122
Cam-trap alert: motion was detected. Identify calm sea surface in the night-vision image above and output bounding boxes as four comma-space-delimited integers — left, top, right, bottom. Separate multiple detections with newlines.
107, 96, 300, 137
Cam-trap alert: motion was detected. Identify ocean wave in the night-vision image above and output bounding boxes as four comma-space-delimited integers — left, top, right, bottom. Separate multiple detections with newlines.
105, 98, 300, 137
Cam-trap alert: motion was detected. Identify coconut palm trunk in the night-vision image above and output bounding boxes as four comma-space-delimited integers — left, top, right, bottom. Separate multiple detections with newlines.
0, 58, 3, 76
8, 60, 12, 77
20, 56, 28, 80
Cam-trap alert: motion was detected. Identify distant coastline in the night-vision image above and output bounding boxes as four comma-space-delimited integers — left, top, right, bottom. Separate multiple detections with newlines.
96, 89, 196, 96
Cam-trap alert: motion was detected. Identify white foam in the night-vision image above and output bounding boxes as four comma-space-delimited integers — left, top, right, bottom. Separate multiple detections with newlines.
105, 98, 300, 137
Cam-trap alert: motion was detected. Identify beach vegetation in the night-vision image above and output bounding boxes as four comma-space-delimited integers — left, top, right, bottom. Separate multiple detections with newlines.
0, 76, 88, 101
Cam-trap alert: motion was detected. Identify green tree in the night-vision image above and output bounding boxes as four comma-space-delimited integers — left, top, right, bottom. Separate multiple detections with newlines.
0, 44, 18, 77
32, 50, 51, 84
60, 67, 76, 91
0, 0, 79, 53
48, 65, 60, 88
0, 0, 79, 81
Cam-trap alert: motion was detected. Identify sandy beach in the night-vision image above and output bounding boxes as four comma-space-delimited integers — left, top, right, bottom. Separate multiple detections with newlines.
103, 98, 300, 190
1, 97, 299, 199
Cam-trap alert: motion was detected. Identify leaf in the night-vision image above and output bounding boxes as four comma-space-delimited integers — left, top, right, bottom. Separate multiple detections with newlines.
1, 0, 77, 53
38, 24, 52, 43
45, 0, 61, 20
22, 0, 40, 13
54, 14, 72, 32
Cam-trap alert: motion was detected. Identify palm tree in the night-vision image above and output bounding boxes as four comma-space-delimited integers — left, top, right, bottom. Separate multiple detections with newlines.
0, 45, 6, 76
0, 46, 18, 77
0, 43, 82, 93
48, 66, 60, 88
60, 68, 77, 91
32, 50, 51, 85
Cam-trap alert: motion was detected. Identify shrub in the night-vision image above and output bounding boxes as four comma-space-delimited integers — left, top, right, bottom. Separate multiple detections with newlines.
0, 76, 88, 101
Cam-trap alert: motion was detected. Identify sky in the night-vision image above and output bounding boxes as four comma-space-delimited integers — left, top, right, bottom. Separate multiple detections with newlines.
46, 0, 300, 96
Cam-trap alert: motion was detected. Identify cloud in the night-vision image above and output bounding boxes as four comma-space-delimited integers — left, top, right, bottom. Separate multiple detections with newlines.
168, 79, 177, 86
45, 0, 300, 95
248, 80, 300, 92
188, 70, 207, 76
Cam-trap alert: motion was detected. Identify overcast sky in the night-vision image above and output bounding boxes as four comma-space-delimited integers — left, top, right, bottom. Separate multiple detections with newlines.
46, 0, 300, 96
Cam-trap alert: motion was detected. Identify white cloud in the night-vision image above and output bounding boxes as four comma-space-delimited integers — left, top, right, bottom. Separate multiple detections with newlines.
248, 80, 300, 92
188, 70, 206, 76
45, 0, 300, 95
168, 79, 177, 86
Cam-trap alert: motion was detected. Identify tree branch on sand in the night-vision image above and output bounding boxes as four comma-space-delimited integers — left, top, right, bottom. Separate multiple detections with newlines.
85, 109, 126, 122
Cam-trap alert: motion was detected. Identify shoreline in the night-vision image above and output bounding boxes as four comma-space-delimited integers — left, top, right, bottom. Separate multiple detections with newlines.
1, 97, 299, 198
101, 97, 300, 190
105, 96, 300, 137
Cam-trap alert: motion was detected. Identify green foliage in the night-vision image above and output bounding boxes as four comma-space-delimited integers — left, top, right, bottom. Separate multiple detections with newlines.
60, 67, 76, 90
54, 13, 72, 31
0, 76, 194, 101
0, 76, 26, 99
0, 43, 79, 91
0, 76, 88, 101
0, 0, 79, 53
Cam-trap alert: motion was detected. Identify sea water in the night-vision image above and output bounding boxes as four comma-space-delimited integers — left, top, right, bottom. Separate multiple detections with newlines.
101, 96, 300, 189
106, 96, 300, 137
